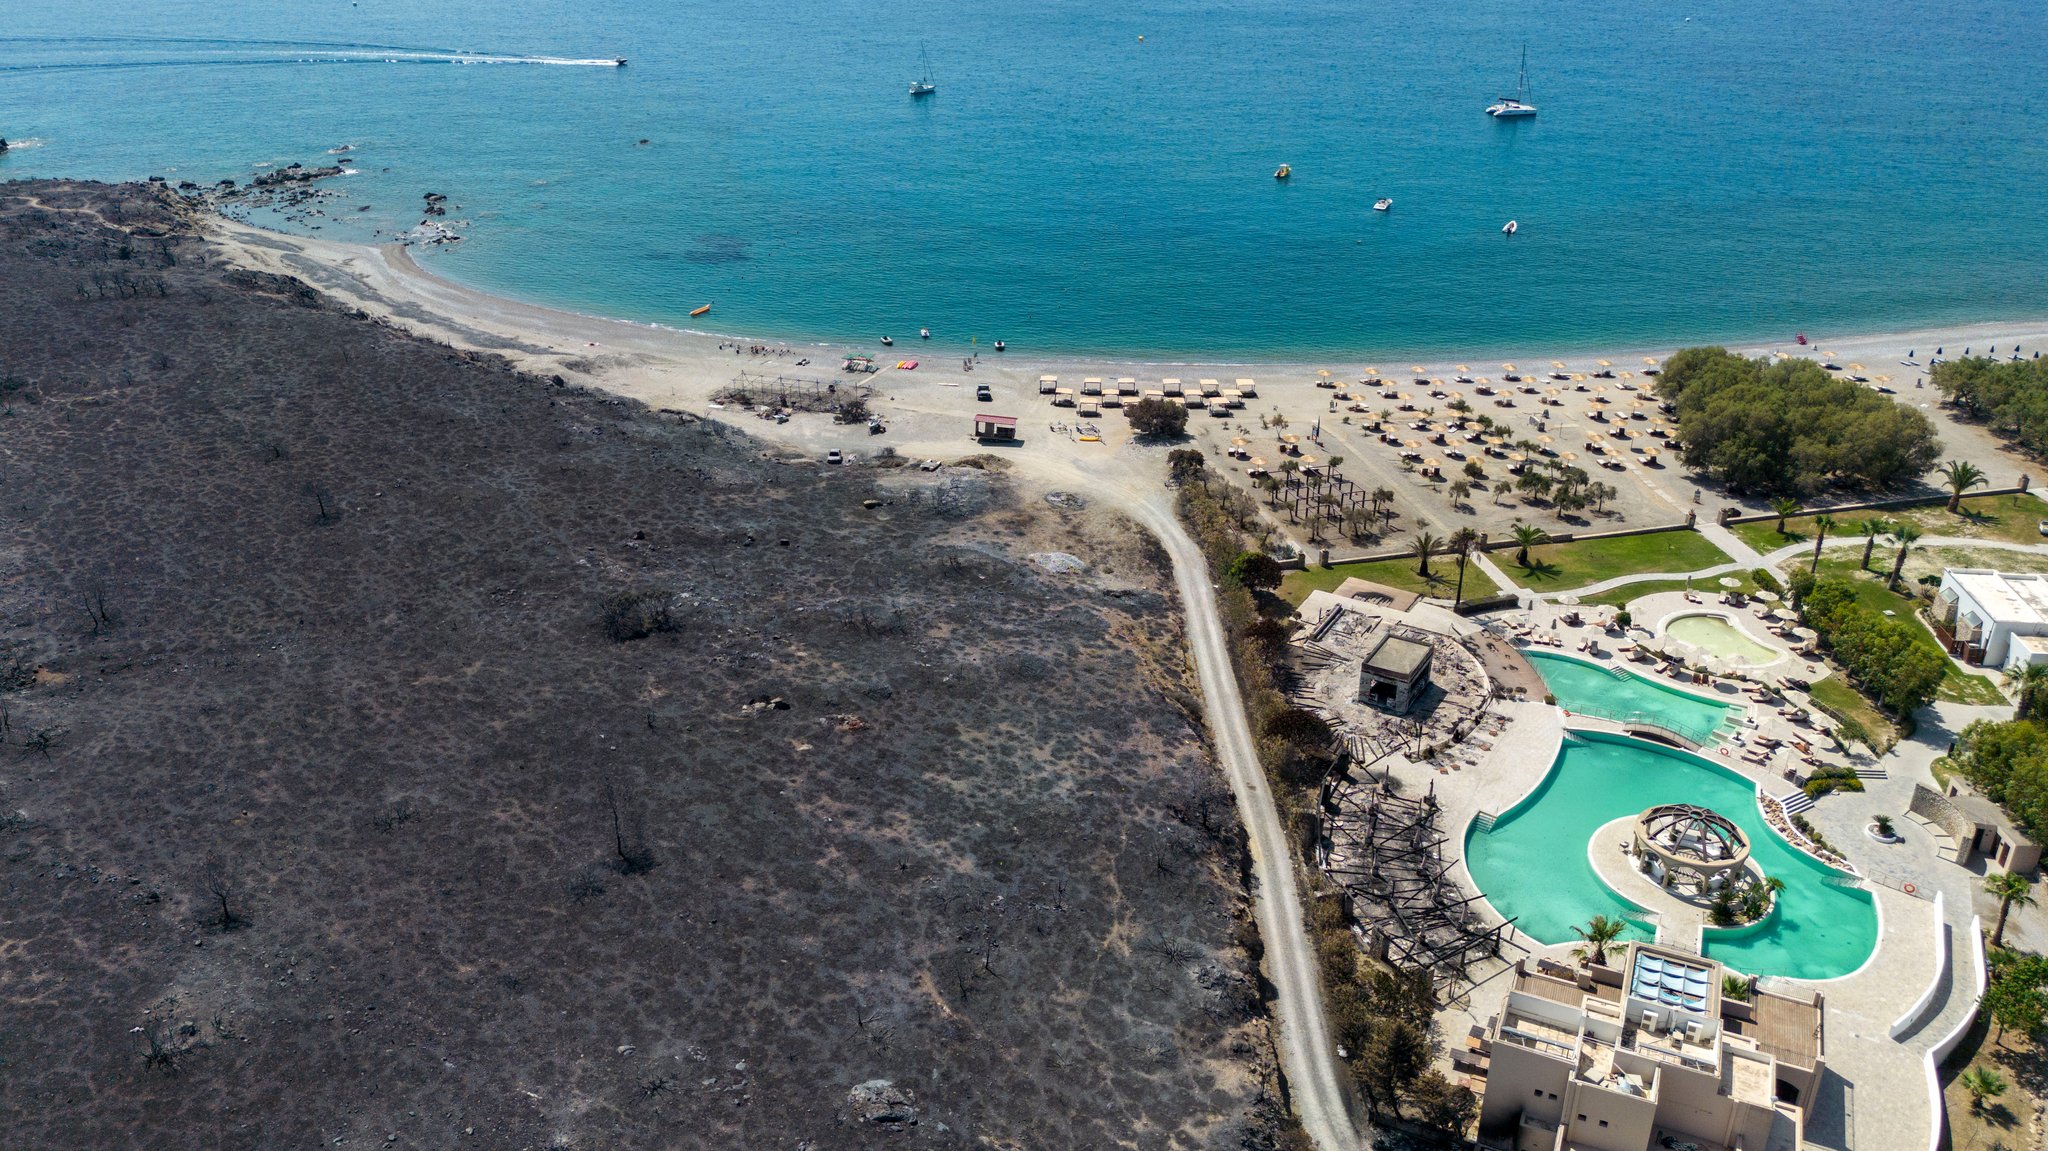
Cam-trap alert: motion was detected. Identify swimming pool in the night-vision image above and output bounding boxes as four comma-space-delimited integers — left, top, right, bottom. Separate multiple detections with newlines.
1464, 730, 1877, 980
1665, 613, 1785, 667
1524, 650, 1740, 746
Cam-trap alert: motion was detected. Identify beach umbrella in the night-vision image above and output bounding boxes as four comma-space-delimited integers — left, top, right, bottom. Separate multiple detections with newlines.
1502, 362, 1518, 371
1849, 363, 1865, 371
1562, 451, 1579, 461
1486, 435, 1506, 445
1249, 456, 1267, 468
1423, 458, 1440, 468
1876, 374, 1891, 383
1538, 434, 1554, 444
1231, 436, 1249, 446
1598, 359, 1612, 367
1364, 367, 1381, 376
1456, 364, 1470, 372
1572, 373, 1588, 381
1448, 391, 1464, 400
1642, 357, 1659, 365
1757, 590, 1781, 603
1551, 360, 1566, 369
1299, 455, 1318, 467
1403, 439, 1422, 448
1508, 452, 1527, 462
1317, 369, 1332, 379
1399, 392, 1413, 400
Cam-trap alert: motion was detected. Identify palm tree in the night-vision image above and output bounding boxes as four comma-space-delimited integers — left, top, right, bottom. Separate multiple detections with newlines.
1448, 479, 1472, 509
1810, 513, 1835, 574
1511, 523, 1550, 567
1412, 530, 1442, 578
2004, 663, 2048, 721
1938, 459, 1988, 513
1959, 1066, 2007, 1115
1570, 915, 1627, 966
1887, 523, 1923, 589
1449, 527, 1481, 607
1857, 518, 1889, 571
1987, 870, 2035, 948
1771, 496, 1804, 533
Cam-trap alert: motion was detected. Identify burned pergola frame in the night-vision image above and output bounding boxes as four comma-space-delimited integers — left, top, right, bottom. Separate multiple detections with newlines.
1319, 776, 1517, 998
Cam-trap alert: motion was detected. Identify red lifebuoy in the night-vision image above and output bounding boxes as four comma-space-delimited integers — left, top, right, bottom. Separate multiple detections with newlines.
1903, 883, 1917, 895
1719, 748, 1730, 757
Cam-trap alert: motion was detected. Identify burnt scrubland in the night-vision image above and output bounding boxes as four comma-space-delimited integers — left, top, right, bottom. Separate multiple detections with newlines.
0, 181, 1283, 1148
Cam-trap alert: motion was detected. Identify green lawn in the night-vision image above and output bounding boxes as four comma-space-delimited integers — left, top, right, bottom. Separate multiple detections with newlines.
1809, 559, 2008, 705
1502, 528, 1734, 591
1581, 572, 1758, 610
1734, 491, 2048, 554
1281, 554, 1501, 607
1807, 676, 1897, 753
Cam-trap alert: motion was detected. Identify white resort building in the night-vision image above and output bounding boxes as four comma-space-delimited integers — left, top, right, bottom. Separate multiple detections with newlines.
1932, 568, 2048, 670
1473, 943, 1822, 1151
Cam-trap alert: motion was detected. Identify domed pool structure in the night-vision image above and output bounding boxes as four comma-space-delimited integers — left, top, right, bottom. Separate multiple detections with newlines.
1635, 803, 1752, 895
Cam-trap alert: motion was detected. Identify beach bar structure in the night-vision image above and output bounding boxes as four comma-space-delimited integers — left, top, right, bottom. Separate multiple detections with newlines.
973, 413, 1019, 441
1357, 629, 1432, 714
1116, 377, 1138, 395
1236, 377, 1258, 397
1081, 377, 1104, 396
1162, 378, 1185, 396
1038, 374, 1058, 394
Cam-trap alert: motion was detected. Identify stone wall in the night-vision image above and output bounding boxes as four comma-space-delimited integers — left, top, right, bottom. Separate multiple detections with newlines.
1909, 783, 1978, 865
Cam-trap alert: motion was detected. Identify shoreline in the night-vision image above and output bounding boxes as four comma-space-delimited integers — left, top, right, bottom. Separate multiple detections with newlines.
383, 226, 2048, 381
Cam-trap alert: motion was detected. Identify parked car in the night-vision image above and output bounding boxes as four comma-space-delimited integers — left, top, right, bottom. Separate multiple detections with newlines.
976, 384, 992, 402
826, 449, 843, 465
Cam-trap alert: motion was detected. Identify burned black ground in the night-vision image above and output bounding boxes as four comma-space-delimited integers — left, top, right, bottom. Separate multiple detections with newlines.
0, 181, 1278, 1149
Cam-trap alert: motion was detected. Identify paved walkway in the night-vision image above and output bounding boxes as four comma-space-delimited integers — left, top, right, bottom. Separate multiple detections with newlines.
1700, 518, 1767, 566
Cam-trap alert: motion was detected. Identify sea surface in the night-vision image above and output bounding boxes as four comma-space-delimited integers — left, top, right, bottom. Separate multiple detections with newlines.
2, 0, 2044, 358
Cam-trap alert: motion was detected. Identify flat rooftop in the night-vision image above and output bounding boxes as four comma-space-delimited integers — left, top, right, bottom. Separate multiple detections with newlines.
1365, 634, 1432, 678
1949, 569, 2048, 627
1724, 989, 1822, 1069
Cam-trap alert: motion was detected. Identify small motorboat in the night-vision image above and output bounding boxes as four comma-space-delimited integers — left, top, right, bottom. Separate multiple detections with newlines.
690, 304, 712, 317
919, 328, 930, 339
1274, 164, 1291, 180
880, 336, 894, 346
1373, 198, 1393, 211
992, 340, 1006, 352
1502, 219, 1518, 236
614, 58, 628, 67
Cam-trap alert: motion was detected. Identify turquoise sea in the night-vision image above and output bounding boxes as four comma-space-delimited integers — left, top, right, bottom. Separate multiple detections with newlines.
2, 0, 2043, 358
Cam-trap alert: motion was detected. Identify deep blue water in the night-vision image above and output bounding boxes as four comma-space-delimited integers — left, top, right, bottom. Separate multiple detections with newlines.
2, 0, 2043, 357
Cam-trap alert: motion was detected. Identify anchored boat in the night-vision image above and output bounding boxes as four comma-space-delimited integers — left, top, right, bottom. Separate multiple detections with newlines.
1487, 45, 1538, 118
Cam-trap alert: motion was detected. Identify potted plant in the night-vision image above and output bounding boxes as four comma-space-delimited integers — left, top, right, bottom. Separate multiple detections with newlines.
1867, 814, 1902, 844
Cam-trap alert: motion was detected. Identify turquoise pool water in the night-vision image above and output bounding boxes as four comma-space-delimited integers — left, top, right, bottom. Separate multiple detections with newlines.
1465, 730, 1877, 980
1525, 650, 1739, 746
1665, 613, 1784, 667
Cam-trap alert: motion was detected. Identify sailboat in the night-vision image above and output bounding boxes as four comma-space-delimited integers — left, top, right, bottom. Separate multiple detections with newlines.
910, 47, 935, 97
1486, 45, 1537, 118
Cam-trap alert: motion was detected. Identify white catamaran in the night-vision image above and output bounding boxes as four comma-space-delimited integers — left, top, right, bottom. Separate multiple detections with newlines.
1487, 45, 1537, 118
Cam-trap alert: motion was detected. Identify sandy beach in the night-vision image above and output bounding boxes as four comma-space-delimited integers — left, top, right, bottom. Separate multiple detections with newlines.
208, 215, 2048, 558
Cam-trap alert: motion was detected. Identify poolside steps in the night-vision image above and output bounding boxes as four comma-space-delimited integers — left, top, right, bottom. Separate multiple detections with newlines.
1854, 766, 1888, 780
1775, 789, 1816, 816
1472, 811, 1498, 833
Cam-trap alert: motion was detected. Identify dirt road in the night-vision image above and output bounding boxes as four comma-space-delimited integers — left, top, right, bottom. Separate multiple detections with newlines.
1125, 491, 1365, 1151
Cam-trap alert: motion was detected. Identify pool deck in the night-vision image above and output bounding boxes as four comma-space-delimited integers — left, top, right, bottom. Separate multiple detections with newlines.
1421, 593, 1994, 1151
